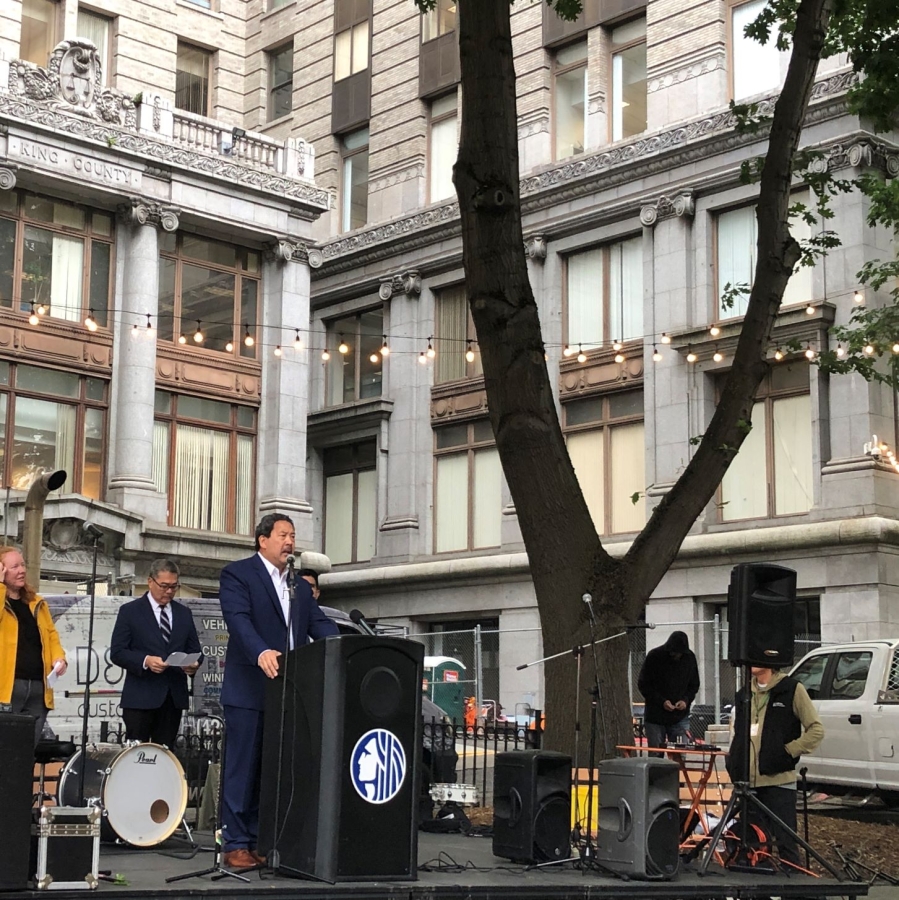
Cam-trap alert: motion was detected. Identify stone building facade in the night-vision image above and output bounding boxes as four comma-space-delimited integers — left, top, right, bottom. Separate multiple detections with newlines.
2, 0, 898, 712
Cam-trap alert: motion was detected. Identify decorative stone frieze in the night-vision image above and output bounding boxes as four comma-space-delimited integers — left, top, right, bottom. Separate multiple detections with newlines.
0, 166, 16, 190
813, 140, 899, 177
378, 270, 422, 301
524, 234, 547, 262
431, 382, 488, 422
119, 198, 179, 232
639, 191, 695, 227
7, 40, 136, 128
648, 52, 724, 94
559, 354, 643, 398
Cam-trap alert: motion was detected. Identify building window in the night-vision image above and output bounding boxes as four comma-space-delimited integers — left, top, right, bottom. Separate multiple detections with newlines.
175, 42, 210, 116
268, 43, 293, 121
0, 191, 113, 328
564, 390, 645, 535
0, 361, 106, 499
434, 284, 481, 384
153, 391, 256, 535
183, 0, 212, 8
20, 0, 58, 66
76, 8, 112, 85
325, 308, 383, 406
157, 233, 260, 359
269, 0, 292, 8
429, 91, 458, 203
434, 420, 502, 553
732, 0, 788, 101
323, 440, 377, 564
422, 0, 456, 42
341, 127, 369, 231
716, 192, 811, 319
565, 236, 643, 350
610, 18, 647, 141
720, 363, 813, 521
334, 4, 369, 81
554, 40, 587, 159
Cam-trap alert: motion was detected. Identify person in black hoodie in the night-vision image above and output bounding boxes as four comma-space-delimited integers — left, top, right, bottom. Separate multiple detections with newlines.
637, 630, 700, 751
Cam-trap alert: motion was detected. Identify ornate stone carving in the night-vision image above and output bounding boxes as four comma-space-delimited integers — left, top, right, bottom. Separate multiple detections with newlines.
0, 166, 17, 190
379, 269, 422, 301
264, 238, 318, 265
152, 94, 161, 133
648, 52, 724, 94
524, 234, 547, 262
640, 191, 695, 227
8, 40, 136, 128
120, 198, 179, 232
821, 139, 899, 176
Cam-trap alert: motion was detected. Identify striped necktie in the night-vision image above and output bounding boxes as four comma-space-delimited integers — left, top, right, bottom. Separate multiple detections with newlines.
159, 605, 172, 644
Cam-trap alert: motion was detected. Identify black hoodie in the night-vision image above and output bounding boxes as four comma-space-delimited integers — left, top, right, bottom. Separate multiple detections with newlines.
637, 631, 701, 727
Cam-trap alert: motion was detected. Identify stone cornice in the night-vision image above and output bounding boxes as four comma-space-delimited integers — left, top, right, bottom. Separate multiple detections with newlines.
314, 69, 858, 272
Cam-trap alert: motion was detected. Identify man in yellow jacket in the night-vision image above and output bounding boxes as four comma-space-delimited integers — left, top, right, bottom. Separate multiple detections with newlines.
0, 546, 67, 747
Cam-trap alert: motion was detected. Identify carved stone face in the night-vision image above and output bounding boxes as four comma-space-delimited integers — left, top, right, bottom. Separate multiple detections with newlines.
59, 47, 96, 108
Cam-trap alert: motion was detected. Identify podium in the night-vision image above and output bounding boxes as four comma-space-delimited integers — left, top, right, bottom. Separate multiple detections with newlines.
258, 634, 423, 882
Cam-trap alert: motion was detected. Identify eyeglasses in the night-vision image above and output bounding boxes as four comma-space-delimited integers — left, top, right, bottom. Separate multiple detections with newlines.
150, 577, 180, 593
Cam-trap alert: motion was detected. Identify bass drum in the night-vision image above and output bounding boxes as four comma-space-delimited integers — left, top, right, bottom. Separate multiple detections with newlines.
59, 742, 187, 847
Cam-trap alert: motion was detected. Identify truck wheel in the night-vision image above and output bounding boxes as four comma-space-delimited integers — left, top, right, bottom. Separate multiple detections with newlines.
878, 789, 899, 808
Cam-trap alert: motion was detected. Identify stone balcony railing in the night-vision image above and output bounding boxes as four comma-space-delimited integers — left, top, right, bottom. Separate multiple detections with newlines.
0, 39, 328, 210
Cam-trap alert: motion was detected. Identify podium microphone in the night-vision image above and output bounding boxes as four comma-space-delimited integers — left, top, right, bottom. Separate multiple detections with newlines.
349, 609, 377, 636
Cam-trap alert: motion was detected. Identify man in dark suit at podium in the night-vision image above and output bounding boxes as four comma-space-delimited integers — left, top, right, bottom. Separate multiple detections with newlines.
110, 559, 203, 748
218, 514, 338, 871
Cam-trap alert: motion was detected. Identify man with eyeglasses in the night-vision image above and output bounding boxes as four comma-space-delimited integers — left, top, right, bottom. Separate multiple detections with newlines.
110, 558, 203, 748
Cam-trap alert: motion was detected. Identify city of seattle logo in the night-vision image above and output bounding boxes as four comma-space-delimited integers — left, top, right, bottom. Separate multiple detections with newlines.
350, 729, 406, 804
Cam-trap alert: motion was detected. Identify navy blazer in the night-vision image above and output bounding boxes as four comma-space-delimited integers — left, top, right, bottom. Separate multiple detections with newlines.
110, 595, 203, 711
219, 554, 338, 711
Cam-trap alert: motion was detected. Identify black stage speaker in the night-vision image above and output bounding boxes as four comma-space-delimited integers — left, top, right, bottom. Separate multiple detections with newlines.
0, 714, 36, 891
258, 635, 423, 882
492, 750, 571, 864
727, 563, 796, 667
596, 757, 680, 880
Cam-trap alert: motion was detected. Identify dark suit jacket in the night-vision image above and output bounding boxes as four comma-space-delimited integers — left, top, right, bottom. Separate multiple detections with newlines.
219, 554, 338, 711
110, 594, 203, 710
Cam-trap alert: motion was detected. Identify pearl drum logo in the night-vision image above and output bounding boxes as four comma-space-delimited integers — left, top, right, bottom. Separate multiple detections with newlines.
350, 729, 406, 804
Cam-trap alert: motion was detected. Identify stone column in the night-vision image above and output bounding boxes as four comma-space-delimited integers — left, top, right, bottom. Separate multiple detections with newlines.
106, 199, 178, 521
378, 270, 425, 560
257, 240, 317, 547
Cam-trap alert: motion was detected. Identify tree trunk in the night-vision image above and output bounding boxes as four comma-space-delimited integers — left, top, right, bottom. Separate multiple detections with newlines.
453, 0, 830, 758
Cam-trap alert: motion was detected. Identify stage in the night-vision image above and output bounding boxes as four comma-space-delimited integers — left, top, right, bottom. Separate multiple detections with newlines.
2, 829, 872, 900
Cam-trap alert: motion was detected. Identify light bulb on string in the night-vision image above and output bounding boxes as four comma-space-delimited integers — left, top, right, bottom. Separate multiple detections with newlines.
576, 344, 587, 364
274, 345, 282, 357
426, 337, 436, 359
225, 340, 234, 352
193, 321, 204, 343
686, 347, 697, 363
145, 314, 154, 336
465, 340, 475, 363
28, 303, 39, 326
131, 322, 140, 339
836, 343, 845, 358
892, 343, 899, 355
806, 303, 815, 316
804, 343, 816, 360
661, 333, 671, 345
562, 344, 573, 358
322, 348, 331, 361
294, 329, 302, 350
85, 309, 97, 332
614, 351, 625, 364
380, 336, 390, 356
418, 350, 428, 365
864, 343, 875, 356
713, 347, 724, 363
338, 334, 349, 354
178, 333, 187, 345
612, 339, 623, 352
369, 351, 379, 364
709, 324, 721, 337
36, 304, 46, 316
854, 290, 864, 304
652, 345, 662, 362
244, 325, 254, 347
774, 348, 784, 361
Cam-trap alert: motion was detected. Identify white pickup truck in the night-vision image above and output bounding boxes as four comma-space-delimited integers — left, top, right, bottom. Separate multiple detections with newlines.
789, 639, 899, 803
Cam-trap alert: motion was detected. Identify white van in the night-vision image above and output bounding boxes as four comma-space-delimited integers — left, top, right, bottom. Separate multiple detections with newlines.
789, 639, 899, 803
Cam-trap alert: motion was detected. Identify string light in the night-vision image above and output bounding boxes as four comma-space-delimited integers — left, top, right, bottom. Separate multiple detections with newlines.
614, 351, 625, 363
131, 322, 140, 339
854, 290, 864, 304
145, 313, 154, 336
713, 346, 724, 362
338, 334, 349, 354
244, 325, 254, 347
465, 340, 475, 363
709, 324, 721, 337
380, 336, 390, 356
426, 337, 436, 359
805, 303, 815, 316
225, 340, 234, 352
865, 435, 899, 474
36, 303, 46, 316
193, 320, 204, 343
774, 348, 784, 361
661, 333, 671, 344
322, 348, 331, 361
576, 344, 587, 364
294, 329, 302, 349
178, 333, 187, 345
652, 345, 662, 362
892, 343, 899, 355
612, 339, 623, 352
85, 309, 97, 331
562, 344, 573, 358
864, 343, 875, 356
804, 343, 816, 360
836, 343, 845, 358
418, 350, 428, 364
28, 303, 40, 325
369, 351, 379, 363
274, 345, 282, 357
686, 346, 697, 363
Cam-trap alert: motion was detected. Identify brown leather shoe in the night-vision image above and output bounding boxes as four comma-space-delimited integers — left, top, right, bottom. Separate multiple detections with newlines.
250, 850, 266, 865
223, 849, 258, 870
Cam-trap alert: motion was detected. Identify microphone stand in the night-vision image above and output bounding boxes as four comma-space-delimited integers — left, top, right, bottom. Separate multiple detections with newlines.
77, 529, 102, 805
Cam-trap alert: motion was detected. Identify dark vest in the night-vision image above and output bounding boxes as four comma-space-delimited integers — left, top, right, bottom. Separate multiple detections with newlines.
727, 676, 801, 783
